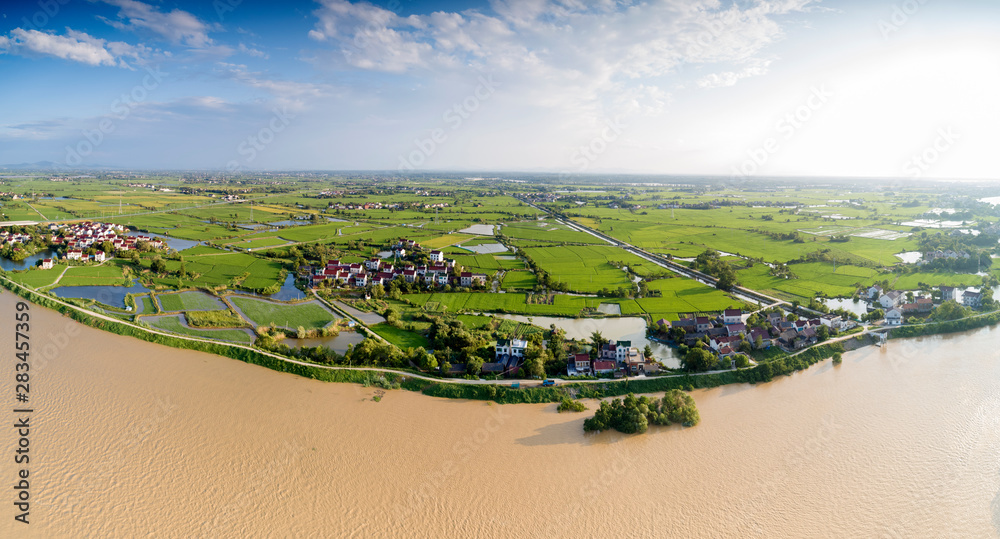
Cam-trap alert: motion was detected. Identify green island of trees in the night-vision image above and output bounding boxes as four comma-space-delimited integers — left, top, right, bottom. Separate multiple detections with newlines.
583, 391, 700, 434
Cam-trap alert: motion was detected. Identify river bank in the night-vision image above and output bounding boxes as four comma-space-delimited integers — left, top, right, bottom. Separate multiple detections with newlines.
2, 289, 998, 537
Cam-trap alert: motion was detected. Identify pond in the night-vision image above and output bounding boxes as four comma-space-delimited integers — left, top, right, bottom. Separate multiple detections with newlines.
266, 274, 306, 301
495, 314, 681, 369
820, 297, 869, 318
267, 220, 313, 227
0, 248, 58, 271
282, 331, 365, 354
50, 279, 150, 309
895, 251, 922, 264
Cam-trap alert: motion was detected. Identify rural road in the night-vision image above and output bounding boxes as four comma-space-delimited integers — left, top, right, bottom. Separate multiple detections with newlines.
1, 275, 765, 389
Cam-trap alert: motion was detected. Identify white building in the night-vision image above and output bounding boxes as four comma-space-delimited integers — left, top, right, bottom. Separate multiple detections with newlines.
885, 309, 903, 326
495, 339, 527, 362
879, 291, 904, 310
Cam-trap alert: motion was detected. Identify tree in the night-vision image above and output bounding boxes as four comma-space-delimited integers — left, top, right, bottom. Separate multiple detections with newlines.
681, 348, 717, 372
466, 356, 484, 376
590, 330, 608, 350
816, 325, 829, 342
384, 307, 400, 327
150, 257, 166, 274
643, 344, 653, 359
832, 353, 843, 365
523, 345, 546, 378
734, 354, 750, 369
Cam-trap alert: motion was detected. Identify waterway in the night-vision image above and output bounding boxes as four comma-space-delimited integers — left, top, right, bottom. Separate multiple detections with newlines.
49, 279, 150, 309
282, 331, 365, 353
0, 248, 58, 271
820, 297, 869, 318
2, 290, 999, 537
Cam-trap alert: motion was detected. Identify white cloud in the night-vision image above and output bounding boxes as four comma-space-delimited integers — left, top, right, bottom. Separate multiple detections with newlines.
98, 0, 214, 48
0, 28, 147, 68
306, 0, 818, 121
215, 63, 332, 110
238, 43, 268, 59
697, 59, 773, 88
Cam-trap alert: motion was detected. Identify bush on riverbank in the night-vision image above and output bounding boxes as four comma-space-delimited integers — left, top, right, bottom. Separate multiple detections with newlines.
557, 398, 587, 412
583, 390, 700, 434
890, 310, 1000, 339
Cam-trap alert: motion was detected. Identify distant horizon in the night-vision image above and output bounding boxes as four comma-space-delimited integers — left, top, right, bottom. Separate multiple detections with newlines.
1, 165, 998, 186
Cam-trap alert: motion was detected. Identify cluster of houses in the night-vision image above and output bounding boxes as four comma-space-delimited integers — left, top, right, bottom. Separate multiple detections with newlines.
327, 202, 449, 211
0, 229, 32, 247
567, 340, 653, 377
48, 221, 163, 266
662, 308, 850, 354
309, 239, 488, 289
866, 284, 981, 326
919, 249, 970, 265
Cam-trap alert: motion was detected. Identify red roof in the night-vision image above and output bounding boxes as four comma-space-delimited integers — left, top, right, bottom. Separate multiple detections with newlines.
593, 360, 616, 371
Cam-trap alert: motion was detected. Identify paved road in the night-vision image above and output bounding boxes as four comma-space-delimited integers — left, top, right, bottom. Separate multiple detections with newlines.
0, 274, 759, 388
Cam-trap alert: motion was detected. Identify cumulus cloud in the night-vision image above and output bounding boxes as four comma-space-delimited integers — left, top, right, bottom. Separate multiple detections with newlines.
238, 43, 268, 59
98, 0, 214, 48
0, 28, 148, 68
697, 59, 773, 88
306, 0, 819, 119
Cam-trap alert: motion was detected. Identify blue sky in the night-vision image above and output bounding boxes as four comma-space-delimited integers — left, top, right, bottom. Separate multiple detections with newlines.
1, 0, 999, 179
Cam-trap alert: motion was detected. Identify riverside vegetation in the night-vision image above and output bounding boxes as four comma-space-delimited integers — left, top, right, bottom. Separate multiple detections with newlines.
4, 173, 1000, 413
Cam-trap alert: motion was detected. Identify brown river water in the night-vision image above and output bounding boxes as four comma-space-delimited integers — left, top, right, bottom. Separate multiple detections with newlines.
1, 289, 999, 537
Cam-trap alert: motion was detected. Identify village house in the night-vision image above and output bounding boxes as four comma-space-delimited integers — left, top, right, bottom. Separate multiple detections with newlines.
885, 309, 903, 326
749, 327, 772, 348
695, 316, 712, 332
726, 323, 747, 337
962, 290, 982, 308
495, 339, 527, 363
672, 317, 697, 333
460, 272, 487, 287
820, 314, 842, 331
722, 309, 743, 325
569, 353, 591, 375
879, 291, 904, 310
939, 286, 956, 302
867, 285, 883, 300
592, 360, 617, 375
40, 258, 54, 270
